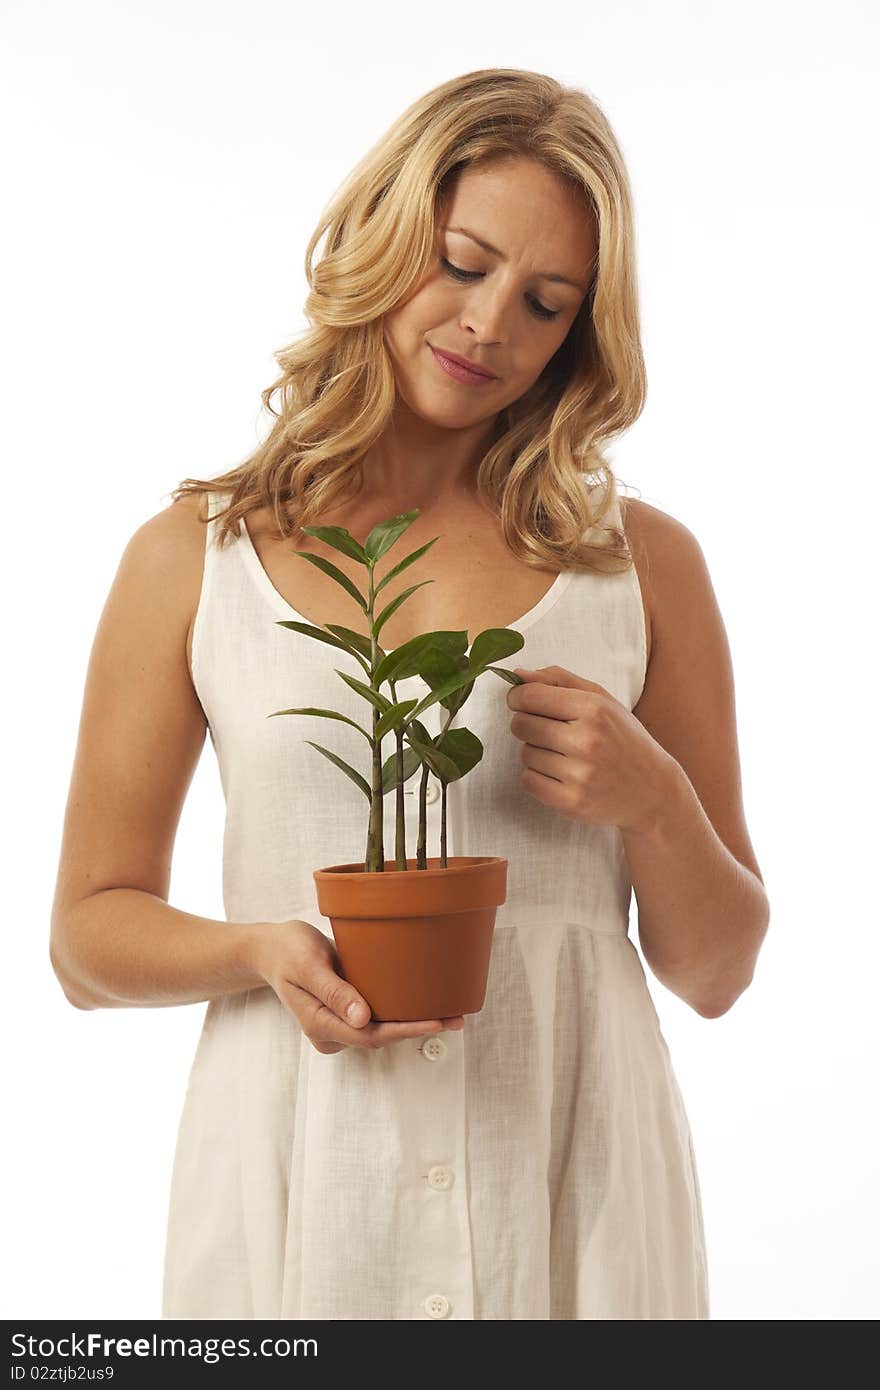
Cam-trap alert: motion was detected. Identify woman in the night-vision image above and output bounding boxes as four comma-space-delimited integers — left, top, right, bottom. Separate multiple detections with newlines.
50, 68, 770, 1320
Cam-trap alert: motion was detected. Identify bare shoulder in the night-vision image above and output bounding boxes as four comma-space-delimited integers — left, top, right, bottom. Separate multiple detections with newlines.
131, 489, 208, 554
150, 489, 210, 541
620, 496, 710, 662
132, 491, 210, 685
620, 494, 699, 584
621, 495, 765, 884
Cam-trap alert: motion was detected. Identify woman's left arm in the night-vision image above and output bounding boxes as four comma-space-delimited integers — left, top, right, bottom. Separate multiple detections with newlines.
506, 500, 770, 1020
616, 500, 770, 1017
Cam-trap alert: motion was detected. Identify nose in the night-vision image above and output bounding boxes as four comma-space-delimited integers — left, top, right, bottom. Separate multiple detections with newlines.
459, 281, 510, 347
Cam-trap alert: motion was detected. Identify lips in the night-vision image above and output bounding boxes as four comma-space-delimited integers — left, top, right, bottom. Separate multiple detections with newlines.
430, 345, 498, 383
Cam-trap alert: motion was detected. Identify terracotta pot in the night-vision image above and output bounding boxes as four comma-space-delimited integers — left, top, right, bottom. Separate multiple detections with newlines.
313, 855, 507, 1022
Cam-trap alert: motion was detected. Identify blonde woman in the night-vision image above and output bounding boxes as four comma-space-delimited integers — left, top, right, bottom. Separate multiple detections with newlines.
50, 68, 769, 1320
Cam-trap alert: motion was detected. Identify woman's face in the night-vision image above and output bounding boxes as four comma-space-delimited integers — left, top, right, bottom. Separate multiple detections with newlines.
383, 155, 597, 429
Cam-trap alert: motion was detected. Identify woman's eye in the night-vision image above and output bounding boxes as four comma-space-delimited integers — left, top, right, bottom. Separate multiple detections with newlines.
439, 256, 560, 321
440, 256, 480, 282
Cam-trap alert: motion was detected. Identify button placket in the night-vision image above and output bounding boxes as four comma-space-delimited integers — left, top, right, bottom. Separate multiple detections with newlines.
400, 1017, 472, 1320
390, 679, 470, 1320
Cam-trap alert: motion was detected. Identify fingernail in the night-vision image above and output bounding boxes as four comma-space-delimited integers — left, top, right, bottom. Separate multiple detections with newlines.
347, 1001, 367, 1024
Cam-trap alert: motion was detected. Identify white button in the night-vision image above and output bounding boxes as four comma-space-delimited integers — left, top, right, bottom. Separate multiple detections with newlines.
403, 779, 441, 802
420, 1036, 447, 1061
424, 1293, 452, 1319
427, 1164, 453, 1191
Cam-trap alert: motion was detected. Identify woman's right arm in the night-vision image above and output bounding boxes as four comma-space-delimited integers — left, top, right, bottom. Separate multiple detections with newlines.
49, 497, 462, 1050
48, 495, 247, 1011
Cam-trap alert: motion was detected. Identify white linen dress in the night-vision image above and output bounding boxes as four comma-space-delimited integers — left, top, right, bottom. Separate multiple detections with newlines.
161, 479, 710, 1320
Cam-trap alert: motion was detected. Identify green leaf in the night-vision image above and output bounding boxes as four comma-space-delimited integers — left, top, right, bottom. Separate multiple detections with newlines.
404, 727, 461, 781
323, 625, 376, 665
266, 706, 373, 744
275, 619, 353, 652
417, 648, 475, 715
484, 664, 526, 686
374, 698, 420, 742
407, 665, 482, 721
363, 511, 420, 565
434, 726, 484, 780
379, 743, 422, 794
299, 526, 368, 564
373, 537, 441, 595
275, 620, 371, 674
303, 741, 373, 800
371, 580, 434, 640
468, 626, 526, 669
406, 716, 433, 746
334, 668, 393, 716
448, 677, 476, 715
374, 629, 469, 688
290, 551, 367, 611
403, 724, 483, 784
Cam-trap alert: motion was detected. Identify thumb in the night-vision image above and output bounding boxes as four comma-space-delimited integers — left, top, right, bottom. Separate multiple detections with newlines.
308, 958, 371, 1026
342, 995, 371, 1026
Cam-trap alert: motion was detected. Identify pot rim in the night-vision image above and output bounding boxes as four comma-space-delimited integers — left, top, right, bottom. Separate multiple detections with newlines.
314, 855, 506, 881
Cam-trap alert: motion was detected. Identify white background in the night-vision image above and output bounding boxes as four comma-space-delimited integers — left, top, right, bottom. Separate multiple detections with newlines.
3, 0, 878, 1320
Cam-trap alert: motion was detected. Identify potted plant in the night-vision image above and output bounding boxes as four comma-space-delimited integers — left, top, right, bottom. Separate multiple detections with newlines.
267, 508, 526, 1022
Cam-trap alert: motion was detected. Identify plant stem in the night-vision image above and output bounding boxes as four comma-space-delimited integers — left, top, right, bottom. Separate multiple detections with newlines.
366, 700, 385, 872
416, 764, 429, 870
393, 731, 407, 871
364, 564, 384, 873
414, 702, 458, 870
437, 704, 457, 869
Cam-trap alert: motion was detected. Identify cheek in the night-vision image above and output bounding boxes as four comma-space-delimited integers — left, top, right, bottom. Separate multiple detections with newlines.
409, 279, 460, 335
512, 331, 569, 394
382, 302, 428, 379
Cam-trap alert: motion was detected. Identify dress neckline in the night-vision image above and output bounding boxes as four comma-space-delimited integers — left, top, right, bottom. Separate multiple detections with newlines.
234, 506, 575, 655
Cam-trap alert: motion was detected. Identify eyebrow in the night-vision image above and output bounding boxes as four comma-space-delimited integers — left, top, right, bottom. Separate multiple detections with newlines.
440, 224, 587, 292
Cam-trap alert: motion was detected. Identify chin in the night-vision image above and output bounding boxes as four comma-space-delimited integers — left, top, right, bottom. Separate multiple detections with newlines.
393, 377, 474, 427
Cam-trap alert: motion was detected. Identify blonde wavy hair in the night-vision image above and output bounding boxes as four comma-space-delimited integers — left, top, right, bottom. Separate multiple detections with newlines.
169, 68, 646, 575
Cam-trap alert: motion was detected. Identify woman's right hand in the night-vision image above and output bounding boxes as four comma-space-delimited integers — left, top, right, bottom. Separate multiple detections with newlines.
250, 918, 465, 1054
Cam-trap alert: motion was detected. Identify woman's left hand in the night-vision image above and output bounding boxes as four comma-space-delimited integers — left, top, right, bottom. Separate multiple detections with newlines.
506, 665, 678, 834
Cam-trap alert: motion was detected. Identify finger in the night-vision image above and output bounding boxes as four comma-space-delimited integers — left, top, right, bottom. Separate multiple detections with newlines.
296, 954, 371, 1027
313, 1010, 456, 1049
511, 711, 570, 752
509, 684, 583, 719
367, 1018, 462, 1045
286, 980, 461, 1049
521, 743, 569, 782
